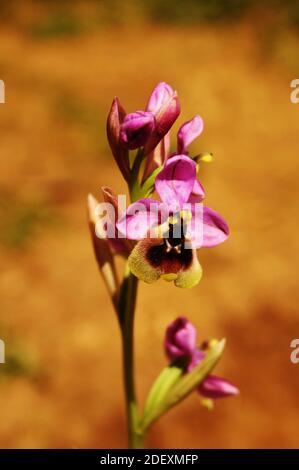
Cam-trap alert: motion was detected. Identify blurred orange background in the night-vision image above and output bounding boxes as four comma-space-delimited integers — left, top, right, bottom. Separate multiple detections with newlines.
0, 0, 299, 448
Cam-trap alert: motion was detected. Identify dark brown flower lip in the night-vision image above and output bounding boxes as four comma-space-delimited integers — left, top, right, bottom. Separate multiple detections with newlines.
146, 238, 193, 273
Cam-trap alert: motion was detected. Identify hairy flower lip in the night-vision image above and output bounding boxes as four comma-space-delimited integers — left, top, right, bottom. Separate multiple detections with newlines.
128, 237, 202, 288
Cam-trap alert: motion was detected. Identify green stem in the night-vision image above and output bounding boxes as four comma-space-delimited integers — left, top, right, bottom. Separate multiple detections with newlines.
129, 149, 144, 203
119, 265, 144, 448
117, 151, 146, 448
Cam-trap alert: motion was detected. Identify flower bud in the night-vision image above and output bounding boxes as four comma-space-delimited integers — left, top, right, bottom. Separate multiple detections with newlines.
120, 111, 155, 150
165, 316, 197, 362
144, 82, 180, 155
106, 97, 130, 180
147, 82, 175, 114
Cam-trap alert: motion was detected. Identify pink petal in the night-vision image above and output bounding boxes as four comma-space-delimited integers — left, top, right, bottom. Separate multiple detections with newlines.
155, 155, 196, 210
188, 178, 206, 203
117, 199, 161, 240
120, 111, 155, 150
144, 83, 180, 155
146, 82, 175, 115
165, 316, 197, 361
188, 205, 229, 248
202, 206, 229, 247
198, 375, 240, 399
177, 115, 204, 154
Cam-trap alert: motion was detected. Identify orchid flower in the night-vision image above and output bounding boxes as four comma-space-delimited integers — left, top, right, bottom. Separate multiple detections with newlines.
117, 155, 229, 288
165, 317, 239, 402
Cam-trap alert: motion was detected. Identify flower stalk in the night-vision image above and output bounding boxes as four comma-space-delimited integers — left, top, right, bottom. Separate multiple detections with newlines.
118, 267, 143, 448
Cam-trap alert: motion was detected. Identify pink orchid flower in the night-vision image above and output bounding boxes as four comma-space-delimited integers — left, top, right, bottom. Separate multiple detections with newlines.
117, 155, 228, 288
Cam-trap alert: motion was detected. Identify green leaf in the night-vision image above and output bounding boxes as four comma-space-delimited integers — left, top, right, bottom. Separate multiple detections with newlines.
141, 167, 162, 197
143, 365, 183, 427
141, 339, 226, 431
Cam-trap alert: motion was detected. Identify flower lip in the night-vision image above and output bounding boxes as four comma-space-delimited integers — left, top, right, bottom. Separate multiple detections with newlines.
128, 236, 202, 288
146, 235, 193, 272
135, 215, 195, 276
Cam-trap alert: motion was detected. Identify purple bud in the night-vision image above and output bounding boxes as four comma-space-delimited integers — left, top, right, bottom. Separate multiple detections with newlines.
147, 82, 175, 115
177, 115, 204, 154
198, 375, 240, 399
144, 82, 180, 155
120, 111, 155, 150
165, 316, 197, 362
106, 97, 130, 180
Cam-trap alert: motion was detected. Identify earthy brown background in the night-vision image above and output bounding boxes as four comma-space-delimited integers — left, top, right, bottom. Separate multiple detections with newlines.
0, 1, 298, 448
